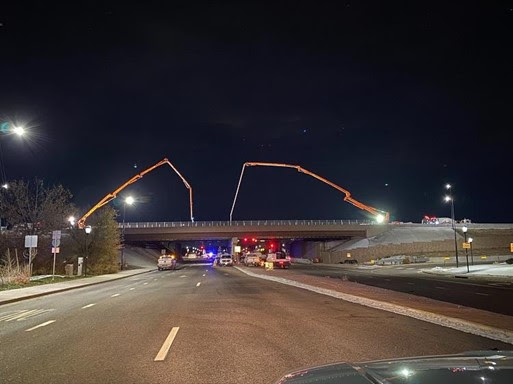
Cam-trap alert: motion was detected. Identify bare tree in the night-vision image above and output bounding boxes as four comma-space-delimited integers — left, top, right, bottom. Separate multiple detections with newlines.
0, 179, 74, 235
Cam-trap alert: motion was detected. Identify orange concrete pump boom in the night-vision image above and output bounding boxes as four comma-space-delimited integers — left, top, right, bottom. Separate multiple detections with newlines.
229, 162, 389, 223
77, 158, 193, 228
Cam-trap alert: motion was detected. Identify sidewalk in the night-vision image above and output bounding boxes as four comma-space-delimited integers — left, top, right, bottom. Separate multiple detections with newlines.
234, 266, 513, 345
0, 268, 154, 306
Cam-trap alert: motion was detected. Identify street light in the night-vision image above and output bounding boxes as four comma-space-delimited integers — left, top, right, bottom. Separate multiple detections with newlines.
1, 183, 8, 189
84, 225, 92, 277
68, 216, 76, 226
121, 196, 135, 270
444, 190, 459, 267
12, 126, 25, 136
462, 225, 469, 273
468, 237, 474, 266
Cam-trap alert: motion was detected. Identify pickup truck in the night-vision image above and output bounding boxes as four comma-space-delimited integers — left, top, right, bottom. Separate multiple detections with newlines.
265, 252, 291, 269
158, 255, 177, 271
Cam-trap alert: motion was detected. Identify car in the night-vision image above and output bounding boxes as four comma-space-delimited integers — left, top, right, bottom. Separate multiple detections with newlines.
244, 252, 262, 266
265, 252, 291, 269
340, 259, 358, 264
219, 254, 233, 266
157, 255, 177, 270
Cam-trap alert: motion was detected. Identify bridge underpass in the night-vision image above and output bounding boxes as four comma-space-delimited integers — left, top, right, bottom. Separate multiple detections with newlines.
121, 219, 385, 261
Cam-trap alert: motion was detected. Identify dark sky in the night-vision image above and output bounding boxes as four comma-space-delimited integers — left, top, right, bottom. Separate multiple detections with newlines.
1, 1, 512, 223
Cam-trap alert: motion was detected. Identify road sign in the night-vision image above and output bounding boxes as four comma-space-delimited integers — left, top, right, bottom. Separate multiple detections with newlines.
462, 242, 471, 249
25, 235, 38, 248
52, 239, 61, 247
51, 247, 60, 253
52, 230, 62, 240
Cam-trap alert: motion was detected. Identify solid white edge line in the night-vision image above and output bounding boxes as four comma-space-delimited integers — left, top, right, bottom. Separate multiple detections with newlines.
154, 327, 180, 361
25, 320, 56, 332
196, 282, 201, 287
81, 304, 96, 309
111, 294, 120, 297
129, 288, 135, 290
233, 266, 513, 345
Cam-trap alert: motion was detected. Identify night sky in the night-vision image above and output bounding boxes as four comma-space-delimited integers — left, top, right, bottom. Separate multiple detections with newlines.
1, 2, 512, 223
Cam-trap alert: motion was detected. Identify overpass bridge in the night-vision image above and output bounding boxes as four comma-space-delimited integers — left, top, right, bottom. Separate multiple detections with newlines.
120, 219, 387, 241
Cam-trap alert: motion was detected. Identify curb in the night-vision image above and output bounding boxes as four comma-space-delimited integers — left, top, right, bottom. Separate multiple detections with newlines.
234, 266, 513, 345
421, 270, 513, 282
0, 269, 154, 306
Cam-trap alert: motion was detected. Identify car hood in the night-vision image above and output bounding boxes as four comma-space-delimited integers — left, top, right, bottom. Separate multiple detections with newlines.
275, 351, 513, 383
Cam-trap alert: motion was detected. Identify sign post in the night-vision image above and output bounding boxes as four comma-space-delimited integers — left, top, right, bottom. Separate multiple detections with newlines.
24, 235, 38, 277
52, 230, 62, 280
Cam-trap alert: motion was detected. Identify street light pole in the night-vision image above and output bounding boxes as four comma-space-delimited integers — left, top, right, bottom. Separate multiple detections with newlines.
120, 196, 135, 271
463, 226, 469, 273
469, 237, 474, 266
445, 184, 458, 268
84, 225, 92, 276
121, 203, 126, 270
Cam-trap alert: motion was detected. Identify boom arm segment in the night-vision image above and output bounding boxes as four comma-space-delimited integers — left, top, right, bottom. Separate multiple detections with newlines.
229, 162, 388, 223
78, 158, 193, 228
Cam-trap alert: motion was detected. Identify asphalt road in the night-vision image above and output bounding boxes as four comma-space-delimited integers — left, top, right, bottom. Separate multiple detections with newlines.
0, 264, 509, 384
291, 264, 513, 315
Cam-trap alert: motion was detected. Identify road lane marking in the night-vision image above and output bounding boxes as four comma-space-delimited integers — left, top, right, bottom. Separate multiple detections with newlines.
1, 309, 54, 322
154, 327, 180, 362
435, 286, 447, 290
475, 292, 489, 296
196, 282, 201, 287
143, 282, 148, 285
111, 294, 120, 297
81, 304, 96, 309
154, 278, 158, 281
4, 310, 41, 322
129, 288, 135, 290
25, 320, 56, 332
202, 274, 206, 277
179, 275, 187, 278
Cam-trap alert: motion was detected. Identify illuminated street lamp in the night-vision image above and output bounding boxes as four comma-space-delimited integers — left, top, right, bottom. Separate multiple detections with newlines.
12, 126, 26, 136
121, 196, 135, 270
84, 225, 92, 277
1, 183, 8, 189
468, 237, 474, 266
462, 225, 469, 273
444, 188, 459, 267
68, 216, 76, 226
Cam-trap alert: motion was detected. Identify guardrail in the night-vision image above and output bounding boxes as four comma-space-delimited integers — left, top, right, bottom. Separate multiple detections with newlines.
119, 219, 373, 229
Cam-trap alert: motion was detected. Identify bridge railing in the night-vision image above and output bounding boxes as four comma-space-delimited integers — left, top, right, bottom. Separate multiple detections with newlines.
119, 219, 373, 229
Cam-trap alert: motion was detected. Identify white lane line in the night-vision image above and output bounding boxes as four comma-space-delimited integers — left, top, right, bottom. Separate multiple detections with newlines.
129, 288, 135, 291
143, 282, 149, 285
196, 282, 201, 287
202, 274, 206, 277
205, 269, 208, 272
25, 320, 56, 332
435, 286, 447, 290
475, 292, 489, 296
81, 304, 96, 309
179, 275, 187, 278
154, 327, 180, 362
111, 294, 120, 297
3, 310, 40, 322
154, 278, 158, 281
